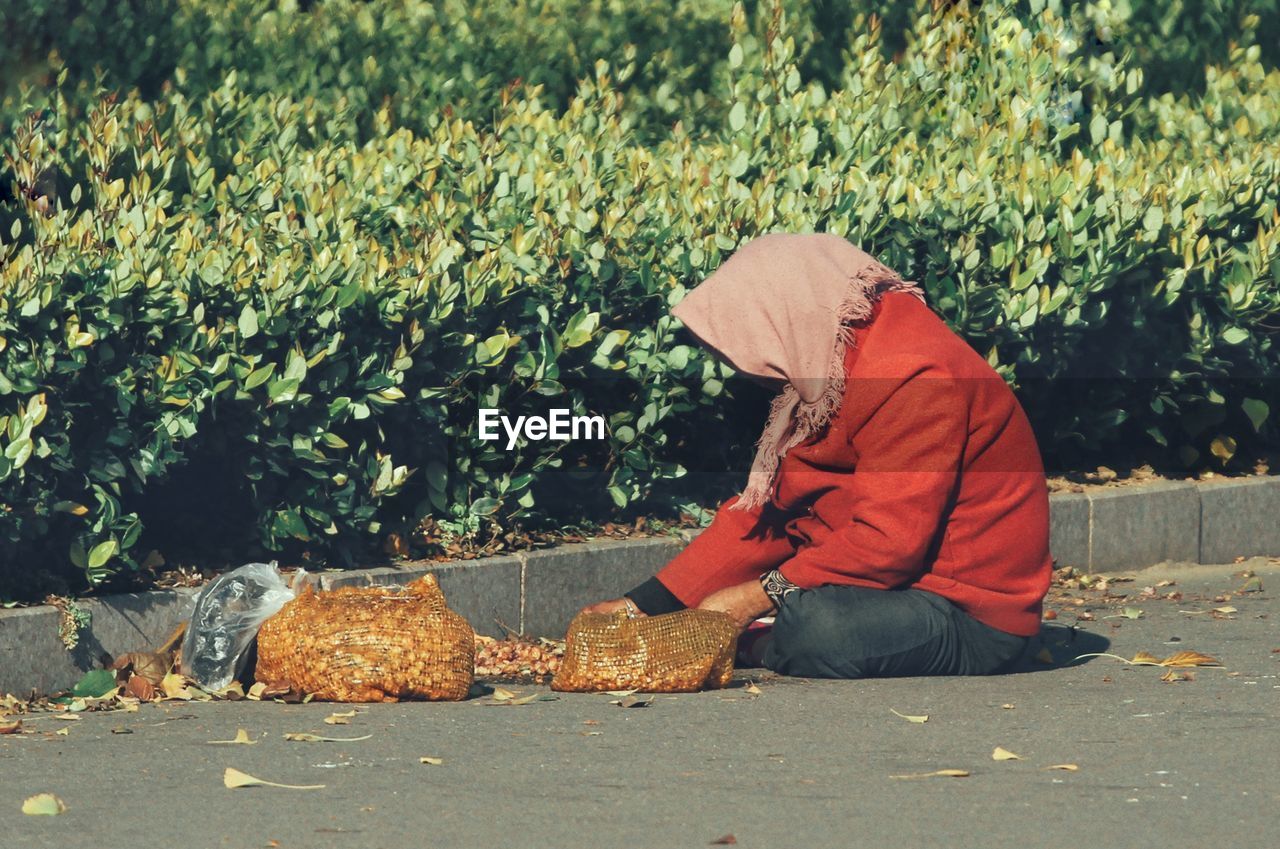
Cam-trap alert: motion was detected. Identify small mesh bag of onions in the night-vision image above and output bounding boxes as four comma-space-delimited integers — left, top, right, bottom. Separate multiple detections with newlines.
255, 574, 474, 702
551, 608, 738, 693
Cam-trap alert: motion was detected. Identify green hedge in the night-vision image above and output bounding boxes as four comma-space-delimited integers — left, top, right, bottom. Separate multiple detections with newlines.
1, 0, 1278, 597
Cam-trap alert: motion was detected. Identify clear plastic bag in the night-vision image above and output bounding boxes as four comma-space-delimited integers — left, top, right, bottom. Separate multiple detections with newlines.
180, 562, 301, 691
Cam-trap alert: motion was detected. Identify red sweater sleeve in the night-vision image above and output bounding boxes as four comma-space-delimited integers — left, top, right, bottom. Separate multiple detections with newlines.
777, 367, 967, 590
654, 495, 798, 607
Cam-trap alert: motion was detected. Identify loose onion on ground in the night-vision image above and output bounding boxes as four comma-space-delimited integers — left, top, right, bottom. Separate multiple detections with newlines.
474, 636, 564, 682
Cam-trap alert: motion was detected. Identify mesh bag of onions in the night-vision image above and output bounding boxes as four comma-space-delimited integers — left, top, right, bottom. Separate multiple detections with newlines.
550, 608, 738, 693
255, 574, 474, 702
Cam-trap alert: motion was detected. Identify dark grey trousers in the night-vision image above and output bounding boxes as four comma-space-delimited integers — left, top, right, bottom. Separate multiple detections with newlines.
759, 585, 1029, 679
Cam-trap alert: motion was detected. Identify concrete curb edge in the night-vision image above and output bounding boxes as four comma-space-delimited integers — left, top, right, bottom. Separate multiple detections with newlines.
3, 476, 1277, 694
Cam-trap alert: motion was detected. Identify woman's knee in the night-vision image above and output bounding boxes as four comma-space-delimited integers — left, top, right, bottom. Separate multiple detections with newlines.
762, 586, 955, 678
763, 591, 866, 677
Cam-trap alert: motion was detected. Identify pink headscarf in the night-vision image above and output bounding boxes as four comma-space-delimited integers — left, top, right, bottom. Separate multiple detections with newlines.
671, 233, 924, 509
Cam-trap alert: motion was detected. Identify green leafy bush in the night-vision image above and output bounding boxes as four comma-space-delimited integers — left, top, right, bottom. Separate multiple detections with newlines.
1, 0, 1278, 596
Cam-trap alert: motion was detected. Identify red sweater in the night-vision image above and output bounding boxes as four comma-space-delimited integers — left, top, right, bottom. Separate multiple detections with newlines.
655, 292, 1051, 637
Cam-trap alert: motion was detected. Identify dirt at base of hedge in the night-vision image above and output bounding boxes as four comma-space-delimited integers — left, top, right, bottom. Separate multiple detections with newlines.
1045, 459, 1275, 494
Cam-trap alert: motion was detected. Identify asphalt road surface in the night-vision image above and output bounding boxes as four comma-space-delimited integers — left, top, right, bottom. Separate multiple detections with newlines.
3, 560, 1277, 849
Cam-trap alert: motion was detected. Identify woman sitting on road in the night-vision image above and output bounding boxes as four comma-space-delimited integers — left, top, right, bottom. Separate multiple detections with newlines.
585, 233, 1051, 678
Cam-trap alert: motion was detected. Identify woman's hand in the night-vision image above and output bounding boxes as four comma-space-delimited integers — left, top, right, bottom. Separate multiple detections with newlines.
696, 580, 775, 631
578, 598, 645, 617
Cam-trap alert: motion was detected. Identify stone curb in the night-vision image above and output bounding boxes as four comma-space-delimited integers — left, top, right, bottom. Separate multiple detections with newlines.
2, 477, 1277, 694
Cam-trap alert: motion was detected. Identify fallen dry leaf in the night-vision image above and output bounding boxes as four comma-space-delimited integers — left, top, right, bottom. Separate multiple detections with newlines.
324, 711, 357, 725
612, 694, 653, 708
890, 769, 970, 779
490, 687, 518, 702
1160, 669, 1195, 683
603, 689, 638, 697
1237, 575, 1263, 593
1044, 764, 1079, 772
112, 651, 172, 685
890, 709, 929, 723
0, 719, 21, 734
223, 767, 324, 791
55, 727, 70, 736
161, 672, 191, 700
110, 727, 132, 735
284, 733, 373, 743
419, 756, 444, 765
1074, 650, 1220, 668
992, 747, 1021, 761
744, 682, 762, 696
1000, 704, 1015, 710
710, 835, 737, 845
1159, 650, 1220, 667
124, 674, 156, 702
208, 728, 257, 746
1213, 606, 1238, 615
211, 681, 246, 700
251, 682, 291, 701
22, 793, 67, 816
52, 713, 80, 722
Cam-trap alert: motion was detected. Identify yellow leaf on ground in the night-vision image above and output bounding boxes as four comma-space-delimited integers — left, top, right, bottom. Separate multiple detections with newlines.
419, 756, 444, 765
161, 672, 191, 700
1131, 651, 1161, 665
211, 682, 246, 699
1044, 764, 1079, 771
890, 709, 929, 723
22, 793, 67, 815
208, 729, 257, 745
992, 747, 1022, 761
55, 727, 69, 736
1160, 650, 1219, 668
323, 710, 356, 725
890, 769, 970, 779
284, 733, 372, 743
490, 688, 518, 702
1160, 669, 1194, 683
223, 767, 325, 790
52, 713, 80, 721
744, 682, 763, 696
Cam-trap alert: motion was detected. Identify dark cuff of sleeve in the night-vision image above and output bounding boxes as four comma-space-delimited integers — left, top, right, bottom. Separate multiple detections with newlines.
625, 576, 686, 616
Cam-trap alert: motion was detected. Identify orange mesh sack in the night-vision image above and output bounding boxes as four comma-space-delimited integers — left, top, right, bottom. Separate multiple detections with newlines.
551, 609, 738, 693
255, 574, 474, 702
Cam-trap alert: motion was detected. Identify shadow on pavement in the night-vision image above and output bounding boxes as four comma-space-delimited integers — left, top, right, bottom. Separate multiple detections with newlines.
1003, 624, 1112, 675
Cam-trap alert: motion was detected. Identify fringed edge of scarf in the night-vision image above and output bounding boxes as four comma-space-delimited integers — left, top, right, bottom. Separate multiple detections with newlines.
731, 260, 925, 511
